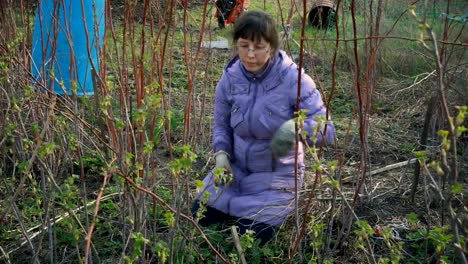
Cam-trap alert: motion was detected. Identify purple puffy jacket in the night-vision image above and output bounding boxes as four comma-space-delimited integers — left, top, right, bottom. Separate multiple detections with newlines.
198, 50, 335, 226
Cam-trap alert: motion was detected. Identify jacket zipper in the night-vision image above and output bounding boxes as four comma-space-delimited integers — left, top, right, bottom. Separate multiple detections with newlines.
245, 80, 258, 173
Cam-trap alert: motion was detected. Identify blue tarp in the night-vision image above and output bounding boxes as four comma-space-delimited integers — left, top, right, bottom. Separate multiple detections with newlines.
31, 0, 105, 96
440, 13, 468, 23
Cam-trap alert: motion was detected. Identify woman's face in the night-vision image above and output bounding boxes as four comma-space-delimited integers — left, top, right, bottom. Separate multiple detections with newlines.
236, 37, 272, 74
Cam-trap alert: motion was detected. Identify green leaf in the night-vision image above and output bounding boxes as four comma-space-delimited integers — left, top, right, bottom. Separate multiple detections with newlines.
164, 212, 175, 227
327, 160, 338, 173
17, 161, 30, 174
143, 141, 154, 154
355, 220, 374, 239
116, 118, 125, 129
195, 179, 205, 189
135, 177, 143, 185
455, 106, 467, 126
125, 152, 134, 166
331, 179, 340, 189
413, 151, 428, 163
31, 122, 40, 135
38, 142, 57, 158
406, 212, 419, 224
154, 241, 169, 263
311, 163, 322, 173
451, 183, 463, 195
437, 129, 449, 138
457, 126, 467, 137
168, 160, 181, 175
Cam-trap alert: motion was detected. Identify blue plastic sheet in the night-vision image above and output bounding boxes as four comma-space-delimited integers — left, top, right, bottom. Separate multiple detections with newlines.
31, 0, 105, 96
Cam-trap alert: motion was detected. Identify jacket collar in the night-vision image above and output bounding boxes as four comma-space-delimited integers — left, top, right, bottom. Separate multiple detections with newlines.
225, 51, 288, 91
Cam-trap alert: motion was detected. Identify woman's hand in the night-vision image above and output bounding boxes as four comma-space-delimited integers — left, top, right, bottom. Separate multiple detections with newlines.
214, 151, 232, 172
213, 151, 233, 185
271, 119, 297, 158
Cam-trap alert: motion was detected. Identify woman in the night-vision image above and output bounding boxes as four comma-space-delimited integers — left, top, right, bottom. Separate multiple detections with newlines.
193, 10, 335, 243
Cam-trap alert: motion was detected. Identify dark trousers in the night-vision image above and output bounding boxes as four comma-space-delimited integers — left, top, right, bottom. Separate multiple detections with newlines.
192, 201, 278, 245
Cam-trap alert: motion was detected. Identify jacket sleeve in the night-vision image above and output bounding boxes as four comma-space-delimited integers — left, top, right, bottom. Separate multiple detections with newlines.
212, 73, 234, 155
293, 72, 335, 147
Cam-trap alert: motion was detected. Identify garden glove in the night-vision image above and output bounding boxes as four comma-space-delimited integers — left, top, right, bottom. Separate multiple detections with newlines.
213, 151, 233, 185
271, 119, 298, 158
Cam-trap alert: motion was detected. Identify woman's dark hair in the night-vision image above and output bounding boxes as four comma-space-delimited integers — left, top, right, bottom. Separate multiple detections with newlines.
233, 10, 279, 52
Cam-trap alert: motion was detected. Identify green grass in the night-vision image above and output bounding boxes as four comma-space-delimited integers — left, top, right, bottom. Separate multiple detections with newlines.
280, 0, 468, 77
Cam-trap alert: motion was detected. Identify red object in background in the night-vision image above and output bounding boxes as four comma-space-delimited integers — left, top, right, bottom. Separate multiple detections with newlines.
374, 227, 382, 237
215, 0, 249, 28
